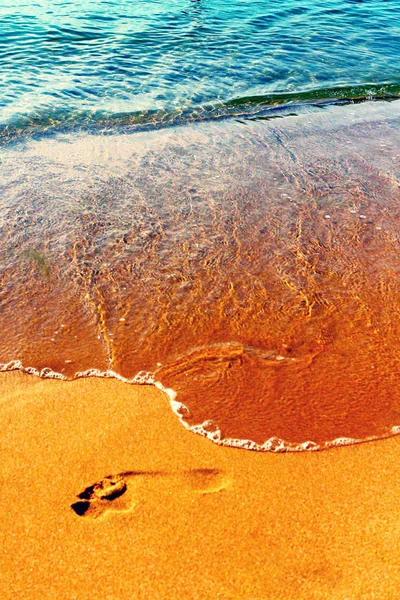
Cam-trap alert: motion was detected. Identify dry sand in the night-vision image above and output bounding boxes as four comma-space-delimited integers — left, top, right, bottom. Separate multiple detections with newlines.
1, 371, 400, 599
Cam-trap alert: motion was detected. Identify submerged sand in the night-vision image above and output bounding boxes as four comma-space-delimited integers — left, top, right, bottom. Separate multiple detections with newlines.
1, 371, 400, 599
2, 100, 400, 448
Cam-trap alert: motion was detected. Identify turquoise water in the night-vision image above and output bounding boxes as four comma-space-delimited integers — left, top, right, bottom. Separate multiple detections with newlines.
1, 0, 400, 138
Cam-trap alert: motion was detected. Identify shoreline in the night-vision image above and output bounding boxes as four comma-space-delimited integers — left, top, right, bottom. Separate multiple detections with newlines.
2, 370, 400, 599
3, 362, 400, 453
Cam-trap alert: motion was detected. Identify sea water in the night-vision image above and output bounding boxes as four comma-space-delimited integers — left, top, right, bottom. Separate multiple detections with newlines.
1, 0, 400, 450
1, 0, 400, 137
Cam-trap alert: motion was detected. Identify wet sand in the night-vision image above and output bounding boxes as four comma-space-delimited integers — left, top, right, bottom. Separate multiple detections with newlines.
2, 370, 400, 599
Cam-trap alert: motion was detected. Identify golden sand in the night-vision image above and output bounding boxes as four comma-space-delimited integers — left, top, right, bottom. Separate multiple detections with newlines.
1, 371, 400, 599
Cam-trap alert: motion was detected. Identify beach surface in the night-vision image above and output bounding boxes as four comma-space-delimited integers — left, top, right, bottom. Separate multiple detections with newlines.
1, 371, 400, 599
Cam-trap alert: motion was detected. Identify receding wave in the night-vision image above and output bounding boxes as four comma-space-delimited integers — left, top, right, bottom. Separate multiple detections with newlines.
1, 82, 400, 145
1, 99, 400, 451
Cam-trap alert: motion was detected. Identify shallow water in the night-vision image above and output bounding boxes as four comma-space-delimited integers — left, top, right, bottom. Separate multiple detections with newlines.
1, 100, 400, 450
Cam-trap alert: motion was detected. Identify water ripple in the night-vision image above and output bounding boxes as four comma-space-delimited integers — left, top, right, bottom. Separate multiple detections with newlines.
0, 0, 399, 134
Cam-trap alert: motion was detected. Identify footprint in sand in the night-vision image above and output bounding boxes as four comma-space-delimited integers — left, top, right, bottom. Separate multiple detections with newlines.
71, 468, 231, 519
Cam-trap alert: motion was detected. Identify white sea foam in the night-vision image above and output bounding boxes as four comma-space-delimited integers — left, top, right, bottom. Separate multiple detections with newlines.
0, 360, 67, 380
74, 368, 155, 385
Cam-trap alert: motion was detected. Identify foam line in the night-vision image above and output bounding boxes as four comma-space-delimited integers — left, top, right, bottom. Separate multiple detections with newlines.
1, 359, 400, 452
